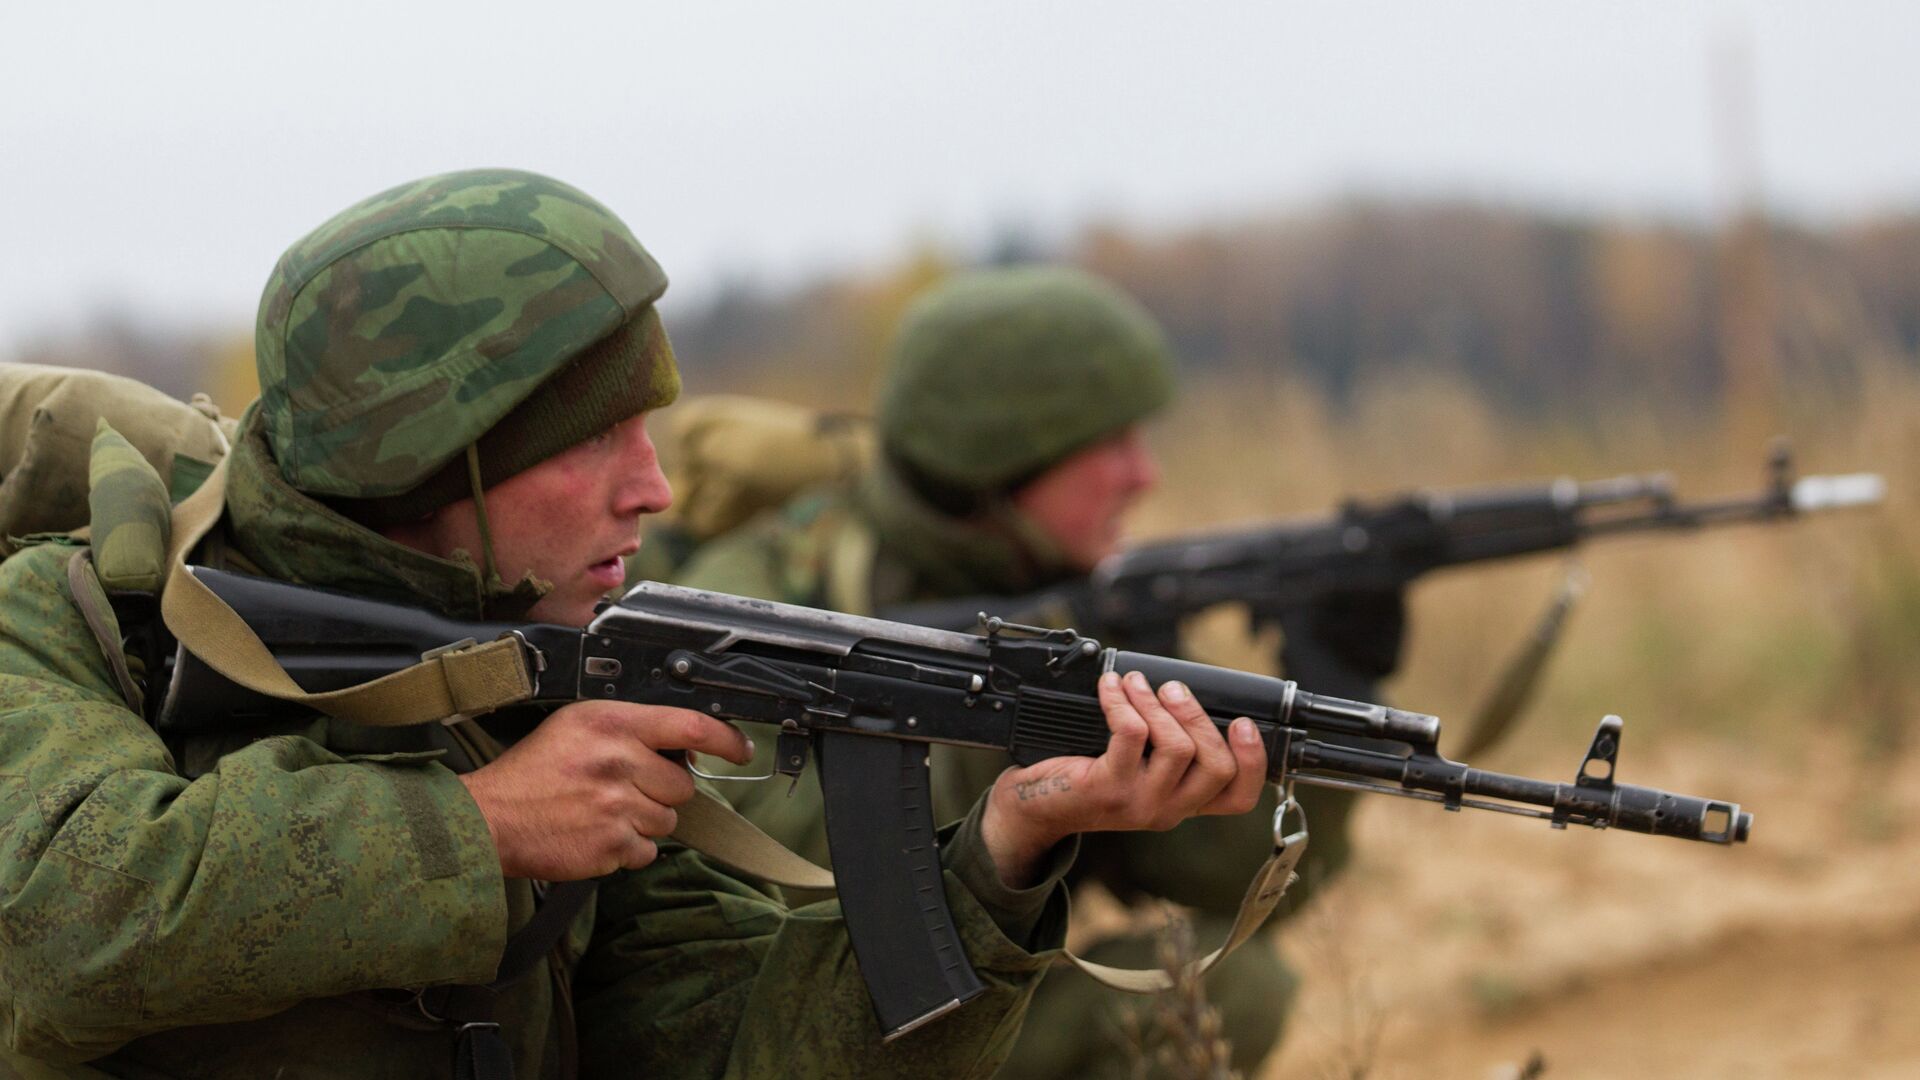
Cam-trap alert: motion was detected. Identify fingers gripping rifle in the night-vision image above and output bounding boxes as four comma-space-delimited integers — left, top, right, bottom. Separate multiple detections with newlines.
158, 569, 1752, 1039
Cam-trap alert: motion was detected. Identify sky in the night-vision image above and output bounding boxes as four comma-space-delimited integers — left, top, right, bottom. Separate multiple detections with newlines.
1, 0, 1914, 353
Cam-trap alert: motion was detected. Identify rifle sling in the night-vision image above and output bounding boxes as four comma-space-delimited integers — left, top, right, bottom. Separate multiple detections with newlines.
155, 455, 834, 890
161, 457, 532, 728
1065, 828, 1303, 993
155, 455, 1290, 994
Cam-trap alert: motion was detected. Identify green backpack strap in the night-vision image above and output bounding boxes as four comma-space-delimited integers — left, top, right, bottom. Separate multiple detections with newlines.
61, 419, 176, 714
88, 418, 172, 596
65, 550, 145, 715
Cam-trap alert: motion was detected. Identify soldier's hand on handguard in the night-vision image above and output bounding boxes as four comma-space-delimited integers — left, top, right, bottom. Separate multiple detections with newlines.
980, 670, 1268, 889
458, 700, 754, 880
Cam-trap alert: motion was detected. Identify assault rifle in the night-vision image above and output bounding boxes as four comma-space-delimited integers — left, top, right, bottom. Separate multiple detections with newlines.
158, 569, 1750, 1039
883, 444, 1884, 658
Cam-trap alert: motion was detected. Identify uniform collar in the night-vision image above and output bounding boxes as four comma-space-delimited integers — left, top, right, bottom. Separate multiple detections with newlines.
223, 406, 548, 620
856, 458, 1075, 601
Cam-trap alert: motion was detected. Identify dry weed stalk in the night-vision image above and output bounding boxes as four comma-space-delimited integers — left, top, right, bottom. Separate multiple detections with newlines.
1116, 913, 1239, 1080
1287, 895, 1385, 1080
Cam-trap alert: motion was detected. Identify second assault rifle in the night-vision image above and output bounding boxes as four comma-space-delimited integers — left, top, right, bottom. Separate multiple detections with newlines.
883, 444, 1884, 658
159, 568, 1750, 1039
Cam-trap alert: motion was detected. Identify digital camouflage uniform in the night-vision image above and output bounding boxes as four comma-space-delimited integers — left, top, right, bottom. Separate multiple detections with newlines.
673, 268, 1364, 1079
0, 171, 1072, 1079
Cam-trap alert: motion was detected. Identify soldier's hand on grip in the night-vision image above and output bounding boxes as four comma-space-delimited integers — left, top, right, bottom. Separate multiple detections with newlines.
458, 700, 753, 880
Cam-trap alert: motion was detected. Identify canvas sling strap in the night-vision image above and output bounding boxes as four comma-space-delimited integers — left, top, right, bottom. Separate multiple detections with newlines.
1063, 795, 1307, 992
157, 454, 834, 893
154, 458, 822, 1080
156, 456, 1301, 995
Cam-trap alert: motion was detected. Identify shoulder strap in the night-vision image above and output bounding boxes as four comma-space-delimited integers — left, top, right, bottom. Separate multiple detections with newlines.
819, 507, 878, 616
66, 549, 146, 713
159, 456, 532, 727
154, 455, 830, 889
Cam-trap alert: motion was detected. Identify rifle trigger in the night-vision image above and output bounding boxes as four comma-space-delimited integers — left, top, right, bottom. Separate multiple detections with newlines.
686, 753, 777, 783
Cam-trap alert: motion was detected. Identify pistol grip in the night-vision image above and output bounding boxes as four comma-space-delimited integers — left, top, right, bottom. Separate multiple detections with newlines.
816, 731, 986, 1039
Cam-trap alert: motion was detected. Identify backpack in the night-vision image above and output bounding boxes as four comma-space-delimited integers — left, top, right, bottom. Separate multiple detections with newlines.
631, 394, 873, 583
0, 362, 238, 712
0, 362, 236, 558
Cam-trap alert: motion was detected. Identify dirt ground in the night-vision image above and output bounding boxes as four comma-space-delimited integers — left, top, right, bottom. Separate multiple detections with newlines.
1327, 919, 1920, 1080
1259, 736, 1920, 1080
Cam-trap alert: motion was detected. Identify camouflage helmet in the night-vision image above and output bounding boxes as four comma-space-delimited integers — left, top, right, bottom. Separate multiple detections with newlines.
254, 168, 680, 509
876, 266, 1176, 494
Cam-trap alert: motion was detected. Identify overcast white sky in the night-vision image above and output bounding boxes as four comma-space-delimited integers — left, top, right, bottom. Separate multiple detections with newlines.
1, 1, 1913, 353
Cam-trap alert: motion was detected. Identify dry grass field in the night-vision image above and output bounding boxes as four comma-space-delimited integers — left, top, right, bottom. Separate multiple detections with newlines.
1115, 364, 1920, 1078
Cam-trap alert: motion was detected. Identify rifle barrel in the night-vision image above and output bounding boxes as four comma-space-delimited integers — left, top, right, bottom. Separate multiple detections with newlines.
1288, 735, 1751, 844
1791, 473, 1886, 513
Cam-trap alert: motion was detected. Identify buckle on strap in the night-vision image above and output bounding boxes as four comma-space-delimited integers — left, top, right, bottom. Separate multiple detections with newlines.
457, 1021, 502, 1035
1273, 784, 1309, 851
421, 637, 479, 663
417, 633, 543, 720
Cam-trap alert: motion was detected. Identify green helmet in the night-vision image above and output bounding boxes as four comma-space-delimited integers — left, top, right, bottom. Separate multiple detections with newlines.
253, 168, 681, 509
876, 266, 1176, 494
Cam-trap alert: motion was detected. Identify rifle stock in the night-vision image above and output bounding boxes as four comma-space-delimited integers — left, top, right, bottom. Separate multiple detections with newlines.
157, 568, 1752, 1039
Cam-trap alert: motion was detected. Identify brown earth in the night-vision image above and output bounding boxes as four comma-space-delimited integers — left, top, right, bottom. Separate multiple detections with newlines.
1262, 738, 1920, 1080
1321, 919, 1920, 1080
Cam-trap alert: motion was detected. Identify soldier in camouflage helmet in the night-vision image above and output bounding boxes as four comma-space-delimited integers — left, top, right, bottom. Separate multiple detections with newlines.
0, 172, 1270, 1079
676, 266, 1369, 1078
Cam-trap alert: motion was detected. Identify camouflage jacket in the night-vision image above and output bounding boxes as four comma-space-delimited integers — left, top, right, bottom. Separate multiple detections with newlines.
0, 414, 1069, 1079
672, 464, 1306, 915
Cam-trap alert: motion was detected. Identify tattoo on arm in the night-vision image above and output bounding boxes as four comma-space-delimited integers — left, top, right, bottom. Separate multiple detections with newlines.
1013, 776, 1072, 801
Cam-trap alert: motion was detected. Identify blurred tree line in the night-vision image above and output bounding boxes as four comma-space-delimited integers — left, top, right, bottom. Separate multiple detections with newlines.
12, 198, 1920, 426
666, 199, 1920, 428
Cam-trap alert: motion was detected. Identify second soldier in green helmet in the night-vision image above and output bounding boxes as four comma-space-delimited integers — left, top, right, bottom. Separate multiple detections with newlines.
676, 266, 1367, 1077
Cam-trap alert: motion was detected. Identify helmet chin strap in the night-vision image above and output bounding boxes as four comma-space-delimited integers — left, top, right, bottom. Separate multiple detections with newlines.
465, 443, 501, 587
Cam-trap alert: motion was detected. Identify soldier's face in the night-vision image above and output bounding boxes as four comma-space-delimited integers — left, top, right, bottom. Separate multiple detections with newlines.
389, 412, 673, 626
1011, 426, 1159, 571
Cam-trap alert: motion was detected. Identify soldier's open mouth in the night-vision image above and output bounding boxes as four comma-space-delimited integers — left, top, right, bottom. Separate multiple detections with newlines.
588, 556, 626, 589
